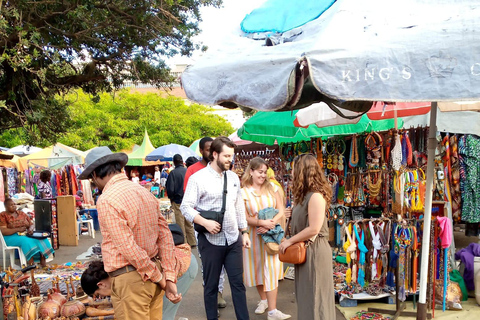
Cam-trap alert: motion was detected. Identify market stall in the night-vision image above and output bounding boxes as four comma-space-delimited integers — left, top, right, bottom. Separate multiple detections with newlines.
235, 105, 480, 318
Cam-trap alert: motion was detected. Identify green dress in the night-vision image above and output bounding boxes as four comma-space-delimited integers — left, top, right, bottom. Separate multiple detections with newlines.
291, 192, 335, 320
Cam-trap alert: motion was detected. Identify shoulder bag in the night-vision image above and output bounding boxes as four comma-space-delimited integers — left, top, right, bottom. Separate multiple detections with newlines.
194, 173, 227, 233
279, 217, 317, 265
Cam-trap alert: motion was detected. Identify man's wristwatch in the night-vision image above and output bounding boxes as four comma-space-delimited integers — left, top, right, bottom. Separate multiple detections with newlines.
241, 230, 249, 235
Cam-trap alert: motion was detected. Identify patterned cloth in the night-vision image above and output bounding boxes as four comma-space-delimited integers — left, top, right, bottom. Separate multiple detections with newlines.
97, 174, 176, 283
0, 210, 32, 229
6, 168, 17, 198
241, 186, 283, 290
459, 135, 480, 223
0, 168, 4, 202
181, 164, 247, 246
37, 180, 52, 198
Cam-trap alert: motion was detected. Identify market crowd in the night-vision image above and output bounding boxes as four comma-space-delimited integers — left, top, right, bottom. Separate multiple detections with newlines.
78, 136, 334, 320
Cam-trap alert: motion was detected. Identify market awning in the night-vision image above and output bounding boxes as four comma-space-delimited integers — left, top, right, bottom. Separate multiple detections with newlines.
18, 143, 85, 171
238, 111, 402, 145
126, 130, 164, 166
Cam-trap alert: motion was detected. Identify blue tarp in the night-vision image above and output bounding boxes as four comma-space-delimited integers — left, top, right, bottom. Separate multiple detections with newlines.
241, 0, 336, 34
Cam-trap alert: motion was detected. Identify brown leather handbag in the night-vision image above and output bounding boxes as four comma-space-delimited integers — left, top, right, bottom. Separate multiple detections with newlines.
279, 218, 309, 264
279, 240, 306, 264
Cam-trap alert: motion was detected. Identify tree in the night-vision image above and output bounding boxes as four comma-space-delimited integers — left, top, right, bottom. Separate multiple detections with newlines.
0, 0, 221, 143
0, 89, 232, 151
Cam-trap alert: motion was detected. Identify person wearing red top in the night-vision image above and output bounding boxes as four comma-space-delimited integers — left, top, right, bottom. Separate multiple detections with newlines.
183, 137, 213, 191
79, 147, 179, 320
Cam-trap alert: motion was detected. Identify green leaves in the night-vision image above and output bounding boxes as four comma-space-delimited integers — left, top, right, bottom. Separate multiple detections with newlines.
56, 89, 234, 151
0, 0, 222, 141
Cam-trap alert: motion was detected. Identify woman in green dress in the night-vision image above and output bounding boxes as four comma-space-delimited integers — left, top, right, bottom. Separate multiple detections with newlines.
279, 154, 335, 319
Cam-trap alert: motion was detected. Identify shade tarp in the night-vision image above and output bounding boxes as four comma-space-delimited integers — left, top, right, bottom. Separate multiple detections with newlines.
18, 143, 85, 171
240, 0, 335, 34
7, 145, 42, 157
146, 144, 200, 162
182, 0, 480, 113
238, 111, 401, 145
126, 130, 164, 166
0, 151, 19, 168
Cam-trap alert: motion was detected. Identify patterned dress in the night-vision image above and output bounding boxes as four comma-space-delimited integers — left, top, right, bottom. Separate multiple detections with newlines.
241, 185, 283, 291
459, 135, 480, 223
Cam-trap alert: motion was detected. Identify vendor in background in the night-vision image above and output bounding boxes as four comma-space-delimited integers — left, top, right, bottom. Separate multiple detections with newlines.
75, 190, 85, 210
0, 198, 54, 267
131, 172, 140, 183
37, 170, 52, 199
154, 166, 161, 186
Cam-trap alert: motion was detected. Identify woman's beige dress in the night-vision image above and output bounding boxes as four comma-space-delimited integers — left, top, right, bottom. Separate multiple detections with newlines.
291, 192, 335, 320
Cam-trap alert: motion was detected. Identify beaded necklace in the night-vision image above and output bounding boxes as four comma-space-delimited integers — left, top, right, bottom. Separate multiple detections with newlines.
337, 139, 346, 172
367, 170, 382, 199
349, 134, 359, 168
365, 132, 384, 167
326, 139, 335, 170
316, 138, 324, 168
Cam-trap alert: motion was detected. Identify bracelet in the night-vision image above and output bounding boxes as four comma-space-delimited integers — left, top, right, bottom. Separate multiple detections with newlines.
241, 230, 249, 235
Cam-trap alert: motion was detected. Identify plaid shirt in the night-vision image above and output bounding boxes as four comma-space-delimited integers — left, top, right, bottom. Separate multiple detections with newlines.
181, 164, 247, 246
97, 174, 176, 283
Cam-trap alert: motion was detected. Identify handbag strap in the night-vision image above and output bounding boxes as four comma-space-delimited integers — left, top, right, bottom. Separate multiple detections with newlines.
220, 173, 228, 214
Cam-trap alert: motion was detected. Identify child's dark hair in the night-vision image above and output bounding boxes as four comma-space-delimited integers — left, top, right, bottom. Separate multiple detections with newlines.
81, 260, 109, 296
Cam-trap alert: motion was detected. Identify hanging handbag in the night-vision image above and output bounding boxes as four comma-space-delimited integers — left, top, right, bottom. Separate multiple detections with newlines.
279, 218, 314, 265
194, 173, 227, 233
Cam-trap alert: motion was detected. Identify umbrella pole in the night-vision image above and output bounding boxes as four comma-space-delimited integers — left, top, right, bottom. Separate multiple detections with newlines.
417, 102, 438, 320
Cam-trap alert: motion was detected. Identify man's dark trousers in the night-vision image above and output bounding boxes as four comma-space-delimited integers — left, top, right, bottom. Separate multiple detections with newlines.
198, 232, 249, 320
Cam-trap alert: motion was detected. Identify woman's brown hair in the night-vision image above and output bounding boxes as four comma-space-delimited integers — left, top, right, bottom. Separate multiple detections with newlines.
241, 157, 274, 196
292, 154, 332, 206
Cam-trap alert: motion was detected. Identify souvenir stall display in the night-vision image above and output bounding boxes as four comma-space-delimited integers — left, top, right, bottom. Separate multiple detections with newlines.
1, 259, 114, 320
269, 126, 471, 315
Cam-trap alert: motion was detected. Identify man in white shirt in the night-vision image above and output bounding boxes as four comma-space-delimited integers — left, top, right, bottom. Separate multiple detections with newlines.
181, 136, 250, 320
154, 165, 161, 186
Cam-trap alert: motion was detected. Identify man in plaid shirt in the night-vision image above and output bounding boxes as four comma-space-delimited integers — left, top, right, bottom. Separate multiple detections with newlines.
79, 147, 179, 320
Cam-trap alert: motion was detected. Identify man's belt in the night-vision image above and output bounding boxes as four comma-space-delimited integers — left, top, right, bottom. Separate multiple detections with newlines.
108, 256, 160, 278
108, 265, 136, 278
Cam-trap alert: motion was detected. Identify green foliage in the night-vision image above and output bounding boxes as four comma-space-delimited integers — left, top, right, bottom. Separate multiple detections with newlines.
0, 0, 222, 143
59, 90, 234, 151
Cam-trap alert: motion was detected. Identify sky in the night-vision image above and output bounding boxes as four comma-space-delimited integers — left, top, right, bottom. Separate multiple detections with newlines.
168, 0, 266, 67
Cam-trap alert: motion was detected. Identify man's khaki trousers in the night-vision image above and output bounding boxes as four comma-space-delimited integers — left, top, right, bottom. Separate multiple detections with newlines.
171, 202, 196, 246
111, 261, 164, 320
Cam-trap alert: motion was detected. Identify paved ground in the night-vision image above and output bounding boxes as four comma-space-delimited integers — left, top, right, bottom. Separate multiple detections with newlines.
4, 229, 478, 319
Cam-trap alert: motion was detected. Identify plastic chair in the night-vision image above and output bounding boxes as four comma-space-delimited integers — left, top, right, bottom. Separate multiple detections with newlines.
0, 232, 27, 270
77, 219, 95, 239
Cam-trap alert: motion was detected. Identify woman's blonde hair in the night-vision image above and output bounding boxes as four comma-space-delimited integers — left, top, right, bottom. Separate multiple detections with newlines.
292, 154, 332, 205
241, 157, 274, 196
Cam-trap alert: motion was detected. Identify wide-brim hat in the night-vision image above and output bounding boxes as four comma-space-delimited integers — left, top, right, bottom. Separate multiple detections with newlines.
79, 146, 128, 180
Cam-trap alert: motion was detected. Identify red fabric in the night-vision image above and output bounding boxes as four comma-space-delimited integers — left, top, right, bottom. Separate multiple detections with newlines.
70, 166, 78, 195
183, 161, 206, 191
368, 102, 431, 120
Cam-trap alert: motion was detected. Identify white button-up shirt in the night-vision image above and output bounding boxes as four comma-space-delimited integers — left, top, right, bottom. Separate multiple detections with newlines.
181, 164, 247, 246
